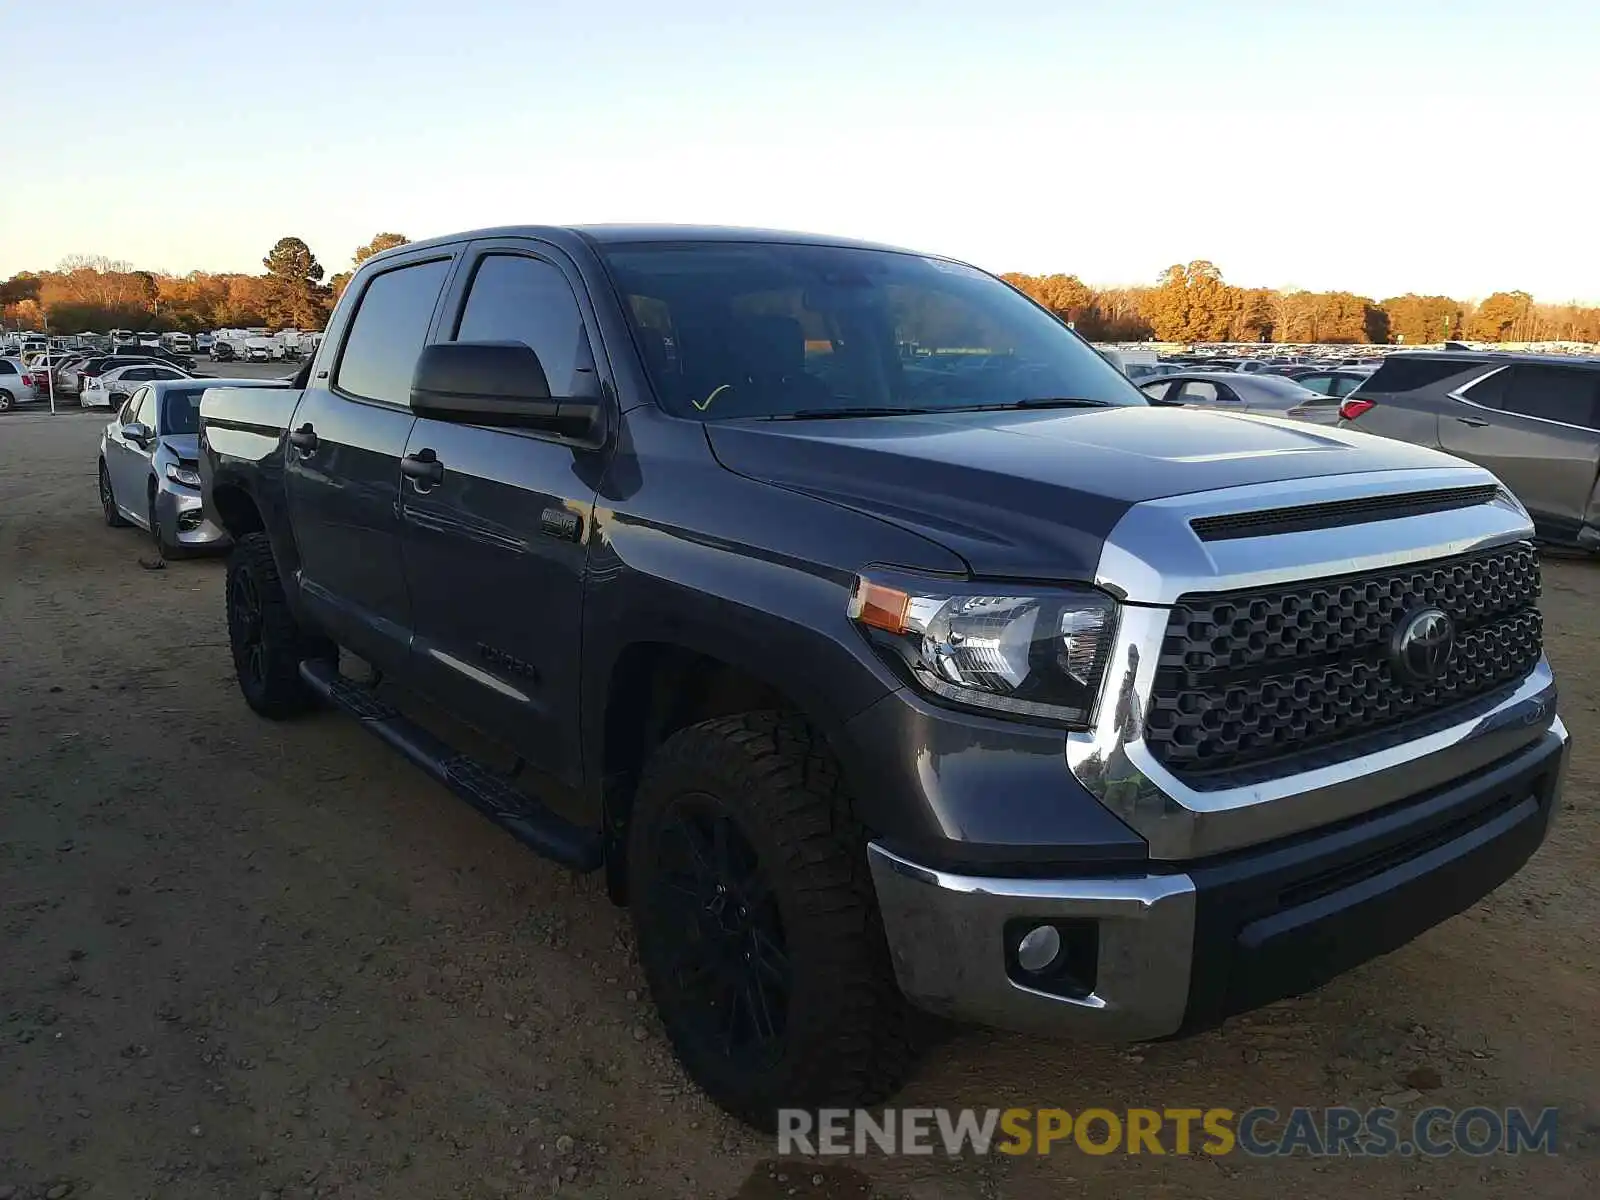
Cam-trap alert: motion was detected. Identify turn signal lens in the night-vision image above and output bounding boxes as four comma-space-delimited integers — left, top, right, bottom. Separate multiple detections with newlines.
847, 581, 911, 633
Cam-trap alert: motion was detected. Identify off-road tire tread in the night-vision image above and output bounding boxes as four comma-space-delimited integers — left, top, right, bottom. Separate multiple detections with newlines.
630, 711, 917, 1129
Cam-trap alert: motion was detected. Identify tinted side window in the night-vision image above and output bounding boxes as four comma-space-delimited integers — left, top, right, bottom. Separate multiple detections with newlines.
1176, 381, 1220, 403
1503, 365, 1600, 430
1360, 356, 1477, 395
1459, 366, 1510, 409
453, 254, 595, 396
336, 258, 452, 404
0, 361, 15, 375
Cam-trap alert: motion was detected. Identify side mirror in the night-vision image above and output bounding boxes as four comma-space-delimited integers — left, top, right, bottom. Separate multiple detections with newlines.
123, 421, 153, 444
410, 342, 602, 443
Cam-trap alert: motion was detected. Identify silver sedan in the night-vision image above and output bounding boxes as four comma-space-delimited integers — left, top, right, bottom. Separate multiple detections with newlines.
1138, 371, 1339, 425
98, 378, 285, 557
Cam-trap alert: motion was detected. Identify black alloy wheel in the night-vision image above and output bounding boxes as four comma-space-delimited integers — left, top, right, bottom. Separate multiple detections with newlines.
646, 793, 792, 1065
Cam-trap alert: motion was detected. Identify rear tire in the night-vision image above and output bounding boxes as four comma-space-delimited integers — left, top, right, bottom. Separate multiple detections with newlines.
100, 460, 129, 527
0, 390, 13, 413
225, 531, 336, 718
627, 712, 916, 1130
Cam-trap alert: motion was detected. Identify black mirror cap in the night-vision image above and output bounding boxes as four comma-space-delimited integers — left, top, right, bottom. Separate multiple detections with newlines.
410, 341, 604, 442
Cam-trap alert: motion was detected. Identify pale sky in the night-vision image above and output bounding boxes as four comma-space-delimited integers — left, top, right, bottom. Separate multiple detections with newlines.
5, 0, 1598, 303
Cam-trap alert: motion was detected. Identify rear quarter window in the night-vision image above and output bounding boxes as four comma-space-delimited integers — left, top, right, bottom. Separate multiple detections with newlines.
1357, 356, 1480, 395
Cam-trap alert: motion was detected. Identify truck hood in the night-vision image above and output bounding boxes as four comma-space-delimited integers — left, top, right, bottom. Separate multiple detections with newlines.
706, 406, 1466, 579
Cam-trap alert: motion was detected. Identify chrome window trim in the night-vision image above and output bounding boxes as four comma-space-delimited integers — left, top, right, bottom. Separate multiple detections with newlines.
1449, 362, 1600, 435
1069, 469, 1557, 860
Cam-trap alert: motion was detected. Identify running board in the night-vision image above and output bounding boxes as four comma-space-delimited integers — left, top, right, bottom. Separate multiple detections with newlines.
297, 659, 602, 872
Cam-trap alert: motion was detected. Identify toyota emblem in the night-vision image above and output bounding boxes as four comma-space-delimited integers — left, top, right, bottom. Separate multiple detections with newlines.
1391, 608, 1456, 685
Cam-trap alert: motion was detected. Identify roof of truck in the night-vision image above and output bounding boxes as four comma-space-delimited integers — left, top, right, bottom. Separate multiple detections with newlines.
372, 224, 919, 263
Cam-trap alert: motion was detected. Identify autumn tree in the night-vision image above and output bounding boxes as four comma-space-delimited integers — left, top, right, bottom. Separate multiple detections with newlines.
354, 232, 411, 266
1382, 294, 1463, 345
1468, 290, 1535, 342
261, 237, 330, 330
1140, 261, 1238, 342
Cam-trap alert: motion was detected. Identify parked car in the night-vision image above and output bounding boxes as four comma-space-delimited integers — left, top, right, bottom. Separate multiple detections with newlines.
53, 354, 100, 397
0, 356, 45, 411
1138, 370, 1337, 424
99, 377, 287, 557
199, 224, 1565, 1129
82, 361, 195, 409
1339, 351, 1600, 549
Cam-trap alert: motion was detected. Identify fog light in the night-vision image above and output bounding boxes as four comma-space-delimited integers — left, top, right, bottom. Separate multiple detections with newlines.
1016, 924, 1062, 974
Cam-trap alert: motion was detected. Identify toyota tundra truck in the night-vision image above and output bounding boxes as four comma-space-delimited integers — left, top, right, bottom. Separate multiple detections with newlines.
197, 225, 1568, 1129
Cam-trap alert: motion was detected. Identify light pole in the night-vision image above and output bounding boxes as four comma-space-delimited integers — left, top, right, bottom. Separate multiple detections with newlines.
42, 311, 57, 414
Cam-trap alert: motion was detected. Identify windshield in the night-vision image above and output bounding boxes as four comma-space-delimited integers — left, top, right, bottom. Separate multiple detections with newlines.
599, 242, 1145, 419
160, 388, 205, 434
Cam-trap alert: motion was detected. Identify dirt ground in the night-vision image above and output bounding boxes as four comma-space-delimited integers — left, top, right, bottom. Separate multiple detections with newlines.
2, 408, 1597, 1200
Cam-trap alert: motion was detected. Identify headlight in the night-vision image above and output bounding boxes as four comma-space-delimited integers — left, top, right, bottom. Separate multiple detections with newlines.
849, 571, 1119, 726
165, 464, 202, 488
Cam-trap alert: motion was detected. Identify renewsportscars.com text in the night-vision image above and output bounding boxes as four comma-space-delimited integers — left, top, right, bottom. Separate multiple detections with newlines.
778, 1106, 1559, 1158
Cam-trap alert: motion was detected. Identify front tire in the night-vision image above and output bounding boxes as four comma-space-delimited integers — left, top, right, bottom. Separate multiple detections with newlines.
100, 460, 129, 527
148, 486, 179, 559
225, 531, 335, 718
627, 712, 915, 1130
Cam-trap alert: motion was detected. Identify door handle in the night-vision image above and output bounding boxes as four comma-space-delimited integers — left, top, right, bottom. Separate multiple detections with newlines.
1454, 415, 1490, 428
288, 424, 319, 451
400, 449, 444, 486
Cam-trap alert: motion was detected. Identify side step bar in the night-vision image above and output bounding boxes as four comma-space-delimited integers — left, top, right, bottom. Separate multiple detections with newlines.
298, 659, 603, 872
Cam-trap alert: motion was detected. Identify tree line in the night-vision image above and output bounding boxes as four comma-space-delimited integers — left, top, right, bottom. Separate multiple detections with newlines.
2, 241, 1596, 345
1003, 261, 1600, 345
0, 233, 410, 335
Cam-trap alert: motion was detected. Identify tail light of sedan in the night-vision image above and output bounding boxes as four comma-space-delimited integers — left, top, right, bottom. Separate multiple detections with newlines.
1339, 398, 1375, 421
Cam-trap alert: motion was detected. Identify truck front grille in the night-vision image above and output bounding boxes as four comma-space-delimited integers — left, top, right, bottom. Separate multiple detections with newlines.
1145, 542, 1542, 780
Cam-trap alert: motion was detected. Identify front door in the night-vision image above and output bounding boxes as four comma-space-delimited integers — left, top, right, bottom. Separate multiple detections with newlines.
1440, 363, 1600, 539
106, 386, 154, 508
284, 252, 456, 673
399, 243, 607, 787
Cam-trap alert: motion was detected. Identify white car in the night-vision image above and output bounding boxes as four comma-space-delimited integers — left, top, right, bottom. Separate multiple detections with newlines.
0, 357, 44, 412
81, 361, 195, 409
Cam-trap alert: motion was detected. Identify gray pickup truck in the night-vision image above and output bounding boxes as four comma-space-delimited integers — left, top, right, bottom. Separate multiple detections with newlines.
198, 225, 1568, 1129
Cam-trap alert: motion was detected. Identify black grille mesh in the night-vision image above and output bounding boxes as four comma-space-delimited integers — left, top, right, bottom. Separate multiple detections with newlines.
1145, 543, 1542, 778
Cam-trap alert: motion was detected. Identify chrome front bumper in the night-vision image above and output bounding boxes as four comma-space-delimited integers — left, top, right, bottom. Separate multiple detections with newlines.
868, 844, 1196, 1039
869, 717, 1568, 1039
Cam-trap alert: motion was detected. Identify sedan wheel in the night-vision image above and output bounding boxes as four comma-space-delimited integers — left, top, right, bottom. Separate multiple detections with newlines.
0, 390, 13, 413
100, 461, 129, 527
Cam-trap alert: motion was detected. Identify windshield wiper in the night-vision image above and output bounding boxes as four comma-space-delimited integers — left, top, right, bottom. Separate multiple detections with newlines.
963, 397, 1114, 411
767, 407, 937, 420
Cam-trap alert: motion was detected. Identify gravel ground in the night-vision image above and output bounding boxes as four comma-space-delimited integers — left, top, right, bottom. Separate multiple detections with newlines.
1, 409, 1597, 1199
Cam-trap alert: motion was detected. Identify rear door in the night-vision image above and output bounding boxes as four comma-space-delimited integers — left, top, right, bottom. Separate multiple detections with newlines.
283, 250, 456, 673
398, 240, 609, 785
1440, 363, 1600, 538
